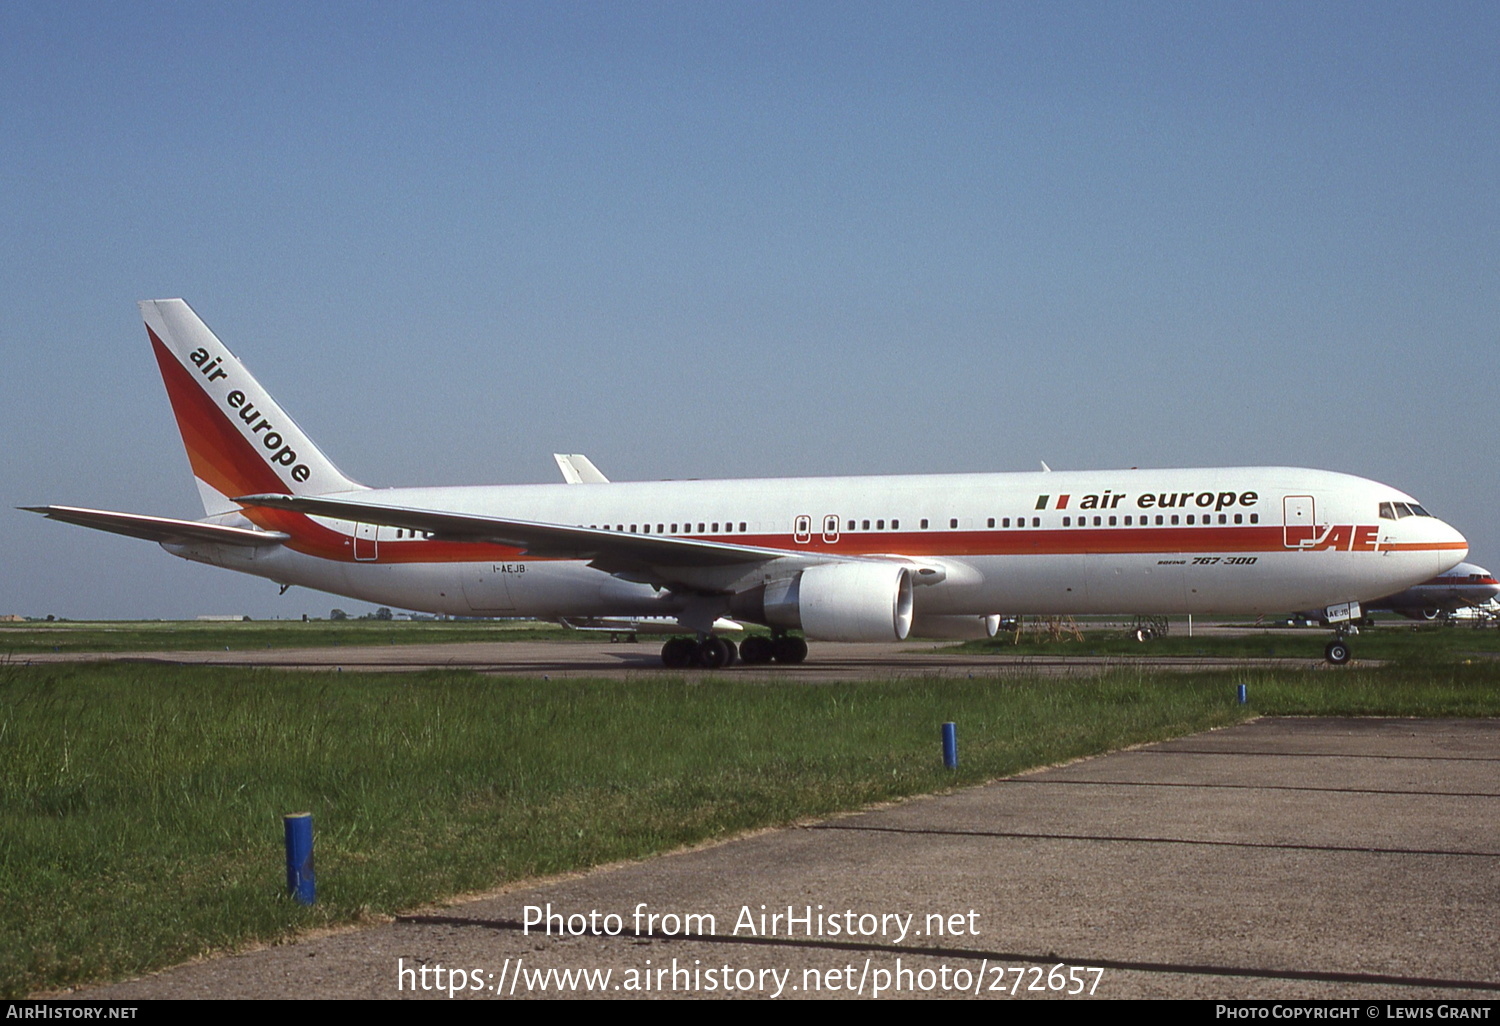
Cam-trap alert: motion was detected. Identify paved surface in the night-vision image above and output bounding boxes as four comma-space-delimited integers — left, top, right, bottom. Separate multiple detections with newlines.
22, 637, 1348, 680
67, 717, 1500, 1000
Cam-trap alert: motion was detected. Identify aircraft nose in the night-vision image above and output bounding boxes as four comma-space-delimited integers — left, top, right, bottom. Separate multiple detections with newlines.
1432, 518, 1469, 572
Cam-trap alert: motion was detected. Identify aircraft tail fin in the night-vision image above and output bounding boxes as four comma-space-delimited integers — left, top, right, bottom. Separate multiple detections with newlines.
141, 299, 364, 516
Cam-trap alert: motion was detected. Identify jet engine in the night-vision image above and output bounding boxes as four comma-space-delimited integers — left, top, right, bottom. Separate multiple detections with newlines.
756, 563, 914, 642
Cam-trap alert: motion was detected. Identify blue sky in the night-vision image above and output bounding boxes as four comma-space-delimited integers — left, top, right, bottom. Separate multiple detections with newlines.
3, 1, 1495, 619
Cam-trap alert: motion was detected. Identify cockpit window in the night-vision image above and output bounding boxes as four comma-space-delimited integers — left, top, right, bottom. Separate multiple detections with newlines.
1381, 501, 1433, 520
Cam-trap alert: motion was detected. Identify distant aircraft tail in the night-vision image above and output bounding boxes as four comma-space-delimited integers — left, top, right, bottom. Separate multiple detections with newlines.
141, 299, 364, 516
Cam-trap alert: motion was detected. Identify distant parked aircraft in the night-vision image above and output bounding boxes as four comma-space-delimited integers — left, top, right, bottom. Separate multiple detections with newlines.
1361, 562, 1499, 620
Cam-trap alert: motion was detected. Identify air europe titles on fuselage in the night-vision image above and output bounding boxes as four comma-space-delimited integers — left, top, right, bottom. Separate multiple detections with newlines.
1035, 489, 1259, 512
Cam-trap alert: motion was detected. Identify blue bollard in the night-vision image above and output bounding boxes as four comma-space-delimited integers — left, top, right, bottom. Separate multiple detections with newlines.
941, 722, 958, 769
1237, 684, 1248, 705
284, 812, 315, 905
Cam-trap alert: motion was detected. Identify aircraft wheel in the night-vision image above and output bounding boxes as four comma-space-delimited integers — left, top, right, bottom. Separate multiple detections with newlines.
1324, 640, 1351, 665
697, 636, 733, 669
662, 637, 696, 669
771, 636, 808, 664
740, 635, 774, 664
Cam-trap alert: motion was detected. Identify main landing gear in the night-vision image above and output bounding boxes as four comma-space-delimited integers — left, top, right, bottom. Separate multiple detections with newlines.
659, 633, 808, 668
661, 636, 734, 668
740, 634, 808, 665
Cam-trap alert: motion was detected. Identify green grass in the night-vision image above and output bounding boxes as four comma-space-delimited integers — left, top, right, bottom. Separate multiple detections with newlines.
2, 657, 1498, 996
0, 618, 580, 654
957, 621, 1500, 663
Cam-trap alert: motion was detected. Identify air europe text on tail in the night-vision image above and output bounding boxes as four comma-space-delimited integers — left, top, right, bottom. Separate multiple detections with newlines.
141, 299, 364, 515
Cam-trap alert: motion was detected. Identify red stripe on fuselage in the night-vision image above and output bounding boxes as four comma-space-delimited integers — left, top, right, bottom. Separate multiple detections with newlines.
339, 523, 1459, 566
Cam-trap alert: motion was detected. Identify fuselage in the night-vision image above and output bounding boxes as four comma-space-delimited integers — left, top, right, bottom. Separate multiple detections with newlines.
168, 465, 1467, 626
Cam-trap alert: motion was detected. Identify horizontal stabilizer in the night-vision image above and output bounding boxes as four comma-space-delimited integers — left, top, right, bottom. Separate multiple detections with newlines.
23, 505, 290, 547
553, 453, 610, 484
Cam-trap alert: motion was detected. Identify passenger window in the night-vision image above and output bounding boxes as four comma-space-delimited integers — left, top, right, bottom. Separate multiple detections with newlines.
949, 518, 958, 529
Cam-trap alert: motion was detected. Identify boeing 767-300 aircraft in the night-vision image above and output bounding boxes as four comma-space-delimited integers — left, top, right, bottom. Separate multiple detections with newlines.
27, 300, 1469, 667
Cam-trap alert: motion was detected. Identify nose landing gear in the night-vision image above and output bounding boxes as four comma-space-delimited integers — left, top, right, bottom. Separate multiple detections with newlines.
1323, 637, 1352, 665
1323, 621, 1357, 665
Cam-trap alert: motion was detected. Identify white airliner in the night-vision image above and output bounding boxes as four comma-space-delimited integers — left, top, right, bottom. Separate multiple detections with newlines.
1362, 562, 1500, 621
27, 300, 1469, 667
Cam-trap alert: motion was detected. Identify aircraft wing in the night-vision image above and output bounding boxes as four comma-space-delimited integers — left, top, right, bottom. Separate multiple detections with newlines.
23, 505, 291, 547
233, 493, 866, 579
560, 616, 746, 634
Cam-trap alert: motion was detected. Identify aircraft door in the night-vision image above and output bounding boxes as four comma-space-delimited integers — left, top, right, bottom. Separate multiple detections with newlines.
461, 565, 517, 612
353, 522, 379, 561
794, 515, 812, 544
1283, 496, 1318, 548
822, 514, 840, 544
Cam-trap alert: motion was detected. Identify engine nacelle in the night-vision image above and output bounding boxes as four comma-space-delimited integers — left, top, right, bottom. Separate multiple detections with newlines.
761, 563, 913, 642
908, 614, 1001, 640
1391, 606, 1444, 621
